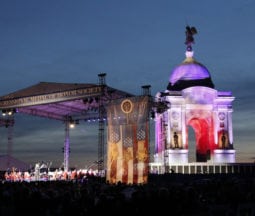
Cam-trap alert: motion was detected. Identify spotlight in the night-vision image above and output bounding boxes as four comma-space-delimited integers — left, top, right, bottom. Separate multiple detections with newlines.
69, 120, 75, 128
1, 108, 17, 116
68, 116, 75, 128
2, 109, 6, 116
68, 117, 80, 129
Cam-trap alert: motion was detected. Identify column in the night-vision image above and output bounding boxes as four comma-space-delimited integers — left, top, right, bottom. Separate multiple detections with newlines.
227, 110, 234, 146
213, 110, 218, 145
64, 120, 70, 172
181, 109, 186, 148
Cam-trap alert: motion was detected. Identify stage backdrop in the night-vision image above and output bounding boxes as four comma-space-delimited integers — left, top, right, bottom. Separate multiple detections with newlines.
106, 96, 150, 184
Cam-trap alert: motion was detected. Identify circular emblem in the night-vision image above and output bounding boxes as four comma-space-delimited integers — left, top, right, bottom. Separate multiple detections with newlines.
121, 99, 133, 114
172, 111, 179, 120
218, 112, 225, 120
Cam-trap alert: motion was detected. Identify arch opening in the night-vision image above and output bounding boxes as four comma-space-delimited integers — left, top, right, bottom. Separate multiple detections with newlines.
187, 118, 211, 162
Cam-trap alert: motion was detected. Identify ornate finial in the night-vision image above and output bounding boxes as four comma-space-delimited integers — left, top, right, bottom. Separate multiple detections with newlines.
185, 25, 197, 51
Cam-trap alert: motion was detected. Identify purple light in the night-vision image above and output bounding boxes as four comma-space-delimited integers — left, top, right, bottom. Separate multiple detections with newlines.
170, 62, 211, 85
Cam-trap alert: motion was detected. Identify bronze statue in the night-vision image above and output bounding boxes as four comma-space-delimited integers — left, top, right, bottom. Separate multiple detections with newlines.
185, 25, 197, 51
173, 132, 178, 148
221, 132, 226, 149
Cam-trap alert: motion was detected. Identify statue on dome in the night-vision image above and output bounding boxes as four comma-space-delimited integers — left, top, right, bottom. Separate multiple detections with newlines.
185, 25, 197, 51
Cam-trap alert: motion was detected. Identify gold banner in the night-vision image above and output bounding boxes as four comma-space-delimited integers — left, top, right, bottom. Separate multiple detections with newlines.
106, 96, 150, 184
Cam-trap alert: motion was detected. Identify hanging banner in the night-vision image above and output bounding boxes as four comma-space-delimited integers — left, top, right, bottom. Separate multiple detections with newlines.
106, 96, 150, 184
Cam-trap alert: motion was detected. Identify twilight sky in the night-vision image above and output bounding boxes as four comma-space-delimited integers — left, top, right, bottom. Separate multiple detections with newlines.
0, 0, 255, 169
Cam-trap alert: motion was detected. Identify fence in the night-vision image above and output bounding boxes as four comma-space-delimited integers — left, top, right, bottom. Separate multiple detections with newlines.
149, 162, 255, 175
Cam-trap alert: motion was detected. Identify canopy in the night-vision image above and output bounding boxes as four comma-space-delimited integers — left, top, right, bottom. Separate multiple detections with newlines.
0, 81, 134, 122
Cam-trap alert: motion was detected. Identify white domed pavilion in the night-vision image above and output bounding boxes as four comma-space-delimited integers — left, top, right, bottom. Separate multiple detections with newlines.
151, 26, 235, 174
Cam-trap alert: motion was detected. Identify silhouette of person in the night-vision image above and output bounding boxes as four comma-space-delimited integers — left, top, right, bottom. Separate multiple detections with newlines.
173, 132, 178, 148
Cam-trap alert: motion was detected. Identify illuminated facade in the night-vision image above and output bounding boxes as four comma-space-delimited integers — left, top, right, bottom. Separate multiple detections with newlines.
153, 48, 235, 166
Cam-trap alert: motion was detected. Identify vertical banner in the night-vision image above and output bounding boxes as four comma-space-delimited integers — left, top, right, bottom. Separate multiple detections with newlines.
106, 96, 150, 184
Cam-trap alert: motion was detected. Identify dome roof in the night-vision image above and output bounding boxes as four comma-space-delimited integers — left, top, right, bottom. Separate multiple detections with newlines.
167, 51, 214, 91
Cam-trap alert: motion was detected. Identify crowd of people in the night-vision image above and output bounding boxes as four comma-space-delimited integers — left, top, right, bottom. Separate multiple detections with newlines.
0, 172, 254, 215
2, 167, 98, 182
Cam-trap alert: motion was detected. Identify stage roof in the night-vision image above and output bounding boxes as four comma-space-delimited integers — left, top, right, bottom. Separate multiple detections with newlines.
0, 81, 134, 122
